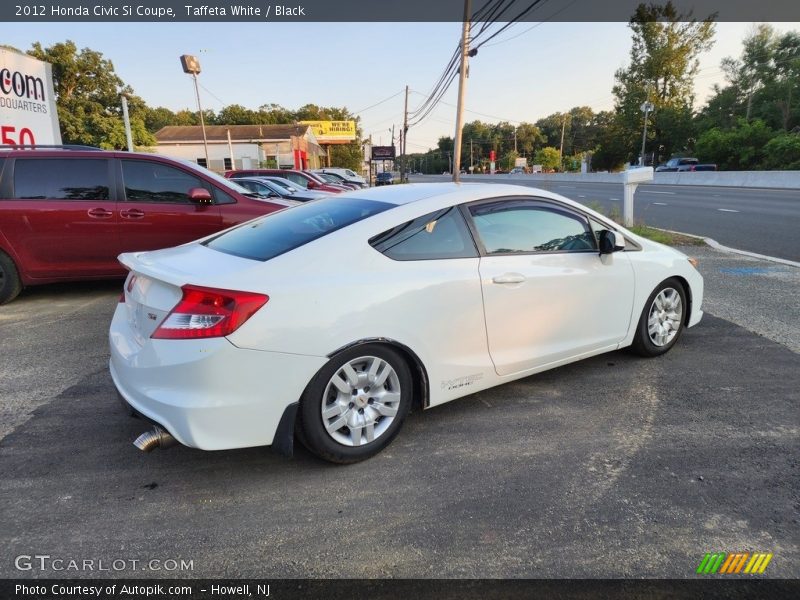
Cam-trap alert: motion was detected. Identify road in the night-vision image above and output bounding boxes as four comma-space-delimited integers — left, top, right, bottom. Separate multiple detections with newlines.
409, 175, 800, 262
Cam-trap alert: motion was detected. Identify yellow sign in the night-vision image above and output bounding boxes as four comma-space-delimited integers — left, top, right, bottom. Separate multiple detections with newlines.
300, 120, 357, 144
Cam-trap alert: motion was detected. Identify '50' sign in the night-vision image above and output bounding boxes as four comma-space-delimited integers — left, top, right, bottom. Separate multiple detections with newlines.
1, 125, 36, 146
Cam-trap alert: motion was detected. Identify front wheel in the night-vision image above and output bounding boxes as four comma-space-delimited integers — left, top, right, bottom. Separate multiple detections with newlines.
297, 344, 412, 464
631, 278, 687, 357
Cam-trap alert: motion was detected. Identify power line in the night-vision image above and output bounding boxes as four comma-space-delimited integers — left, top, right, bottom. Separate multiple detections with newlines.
353, 90, 405, 115
472, 0, 550, 51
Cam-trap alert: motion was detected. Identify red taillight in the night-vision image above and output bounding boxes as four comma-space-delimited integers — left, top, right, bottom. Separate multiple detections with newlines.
119, 292, 126, 303
151, 285, 269, 340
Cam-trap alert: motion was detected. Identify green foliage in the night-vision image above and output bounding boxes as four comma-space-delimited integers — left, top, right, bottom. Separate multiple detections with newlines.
27, 40, 155, 148
698, 25, 800, 133
610, 1, 715, 163
695, 118, 774, 170
763, 133, 800, 170
500, 150, 519, 171
533, 147, 561, 171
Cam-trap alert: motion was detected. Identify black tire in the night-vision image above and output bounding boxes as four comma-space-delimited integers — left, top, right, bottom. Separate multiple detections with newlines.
297, 344, 413, 464
630, 277, 687, 358
0, 250, 22, 305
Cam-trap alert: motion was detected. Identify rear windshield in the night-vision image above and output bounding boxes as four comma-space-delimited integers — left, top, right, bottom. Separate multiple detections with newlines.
205, 197, 393, 261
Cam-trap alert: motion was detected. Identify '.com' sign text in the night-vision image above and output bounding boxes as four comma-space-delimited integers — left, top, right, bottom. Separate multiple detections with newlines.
0, 48, 61, 146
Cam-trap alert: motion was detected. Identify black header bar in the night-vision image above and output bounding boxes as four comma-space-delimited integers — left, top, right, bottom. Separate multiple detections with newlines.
3, 0, 800, 22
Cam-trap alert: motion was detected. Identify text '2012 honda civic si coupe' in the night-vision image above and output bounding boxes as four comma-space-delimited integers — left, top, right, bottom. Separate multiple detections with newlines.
109, 183, 703, 463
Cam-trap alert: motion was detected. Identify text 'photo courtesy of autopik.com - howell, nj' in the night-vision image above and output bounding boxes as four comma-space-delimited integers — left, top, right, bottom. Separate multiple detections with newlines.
1, 1, 800, 599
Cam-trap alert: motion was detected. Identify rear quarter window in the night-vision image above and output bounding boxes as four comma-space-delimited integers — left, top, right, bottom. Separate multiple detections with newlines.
370, 207, 478, 260
205, 197, 393, 261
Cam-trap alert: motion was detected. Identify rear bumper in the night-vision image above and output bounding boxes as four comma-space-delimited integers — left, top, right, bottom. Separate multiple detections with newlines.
109, 304, 327, 450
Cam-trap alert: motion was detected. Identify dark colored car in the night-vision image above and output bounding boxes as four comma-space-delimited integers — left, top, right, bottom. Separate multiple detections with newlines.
677, 163, 717, 172
655, 157, 699, 172
234, 177, 324, 202
0, 148, 288, 304
375, 172, 394, 186
224, 169, 347, 193
314, 172, 361, 190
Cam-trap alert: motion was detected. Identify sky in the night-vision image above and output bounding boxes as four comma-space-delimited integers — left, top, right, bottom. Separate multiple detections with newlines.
4, 20, 798, 152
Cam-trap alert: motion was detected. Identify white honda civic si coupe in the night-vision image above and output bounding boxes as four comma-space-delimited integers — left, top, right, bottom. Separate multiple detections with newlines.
109, 183, 703, 463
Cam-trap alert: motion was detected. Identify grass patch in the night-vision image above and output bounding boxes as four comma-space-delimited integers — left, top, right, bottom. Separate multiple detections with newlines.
584, 201, 704, 246
627, 225, 704, 246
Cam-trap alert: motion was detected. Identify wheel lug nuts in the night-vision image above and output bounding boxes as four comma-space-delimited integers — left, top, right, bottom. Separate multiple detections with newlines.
368, 398, 374, 404
348, 402, 354, 408
358, 408, 364, 414
364, 386, 370, 392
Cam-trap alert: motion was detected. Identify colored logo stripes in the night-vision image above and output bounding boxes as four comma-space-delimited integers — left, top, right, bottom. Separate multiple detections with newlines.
696, 552, 773, 574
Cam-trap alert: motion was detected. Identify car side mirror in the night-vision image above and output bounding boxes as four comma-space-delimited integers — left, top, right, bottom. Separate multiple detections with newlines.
188, 187, 213, 203
598, 229, 625, 254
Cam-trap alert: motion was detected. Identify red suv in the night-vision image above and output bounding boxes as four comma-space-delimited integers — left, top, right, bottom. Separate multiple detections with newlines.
0, 148, 291, 304
225, 169, 348, 193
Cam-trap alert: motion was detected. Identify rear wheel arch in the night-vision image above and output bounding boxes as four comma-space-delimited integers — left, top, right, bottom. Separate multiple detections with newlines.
326, 338, 430, 411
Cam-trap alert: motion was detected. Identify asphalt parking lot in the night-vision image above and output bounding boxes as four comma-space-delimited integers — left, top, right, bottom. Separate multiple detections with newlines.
1, 247, 798, 579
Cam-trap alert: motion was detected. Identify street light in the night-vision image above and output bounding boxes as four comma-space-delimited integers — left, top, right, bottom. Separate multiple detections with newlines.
180, 54, 209, 168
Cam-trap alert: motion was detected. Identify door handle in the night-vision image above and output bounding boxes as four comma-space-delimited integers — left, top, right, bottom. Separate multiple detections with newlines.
492, 273, 526, 284
87, 208, 113, 219
120, 209, 145, 219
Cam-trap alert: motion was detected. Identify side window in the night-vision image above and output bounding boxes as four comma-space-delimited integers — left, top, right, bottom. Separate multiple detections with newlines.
224, 158, 233, 170
121, 160, 206, 204
13, 159, 109, 200
285, 173, 307, 188
468, 200, 595, 254
370, 207, 478, 261
196, 158, 207, 168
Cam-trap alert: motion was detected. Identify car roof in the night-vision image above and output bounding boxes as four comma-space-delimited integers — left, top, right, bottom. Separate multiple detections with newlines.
342, 182, 551, 206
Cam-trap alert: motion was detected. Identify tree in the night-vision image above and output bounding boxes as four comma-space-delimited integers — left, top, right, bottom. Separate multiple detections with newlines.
533, 147, 561, 171
695, 118, 774, 170
762, 133, 800, 170
611, 2, 716, 163
27, 40, 155, 148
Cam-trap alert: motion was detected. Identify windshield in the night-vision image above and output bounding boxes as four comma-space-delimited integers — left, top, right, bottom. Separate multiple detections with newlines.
267, 178, 297, 192
174, 158, 251, 195
205, 197, 394, 261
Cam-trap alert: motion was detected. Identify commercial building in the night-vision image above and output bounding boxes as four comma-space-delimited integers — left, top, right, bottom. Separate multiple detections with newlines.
153, 124, 326, 171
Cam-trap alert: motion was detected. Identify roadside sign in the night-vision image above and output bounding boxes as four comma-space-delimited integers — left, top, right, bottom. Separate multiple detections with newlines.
0, 49, 61, 145
371, 146, 395, 160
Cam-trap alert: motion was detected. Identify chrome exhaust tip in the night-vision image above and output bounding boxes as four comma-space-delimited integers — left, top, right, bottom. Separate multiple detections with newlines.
133, 426, 176, 452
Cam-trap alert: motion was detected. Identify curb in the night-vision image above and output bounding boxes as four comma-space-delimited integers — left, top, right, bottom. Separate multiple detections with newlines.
652, 227, 800, 268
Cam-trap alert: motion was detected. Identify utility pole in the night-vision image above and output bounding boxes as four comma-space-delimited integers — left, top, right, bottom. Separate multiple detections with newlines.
453, 0, 472, 183
514, 127, 517, 154
640, 86, 653, 166
470, 138, 473, 171
559, 115, 567, 163
368, 134, 373, 186
401, 84, 409, 182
